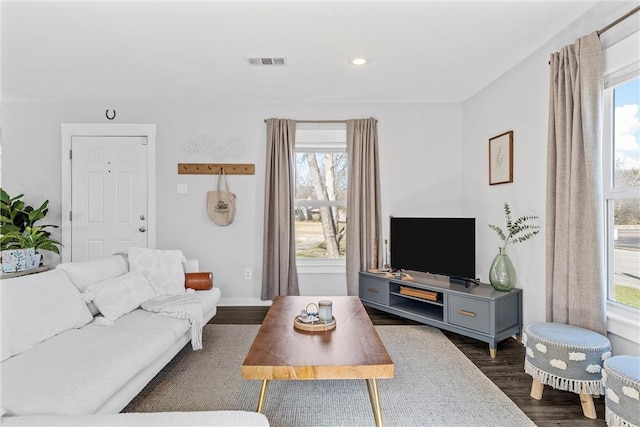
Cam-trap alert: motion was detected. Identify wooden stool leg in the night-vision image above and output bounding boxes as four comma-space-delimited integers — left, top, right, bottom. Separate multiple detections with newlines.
579, 393, 597, 419
530, 378, 544, 399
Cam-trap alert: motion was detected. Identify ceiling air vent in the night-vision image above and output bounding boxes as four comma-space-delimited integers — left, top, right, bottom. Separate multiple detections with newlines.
248, 57, 287, 66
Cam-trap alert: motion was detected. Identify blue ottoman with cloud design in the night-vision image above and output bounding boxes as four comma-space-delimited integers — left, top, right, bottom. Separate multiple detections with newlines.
603, 355, 640, 427
523, 322, 611, 419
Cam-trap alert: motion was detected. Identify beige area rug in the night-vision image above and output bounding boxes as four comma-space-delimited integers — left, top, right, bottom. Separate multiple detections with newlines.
125, 324, 534, 427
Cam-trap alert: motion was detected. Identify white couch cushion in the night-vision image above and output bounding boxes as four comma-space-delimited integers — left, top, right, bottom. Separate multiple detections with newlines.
1, 325, 177, 415
1, 269, 93, 361
81, 288, 221, 339
128, 247, 185, 296
84, 308, 191, 338
84, 271, 155, 321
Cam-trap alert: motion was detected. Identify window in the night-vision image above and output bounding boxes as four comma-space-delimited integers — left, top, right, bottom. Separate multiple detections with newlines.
601, 22, 640, 345
294, 123, 348, 261
604, 76, 640, 311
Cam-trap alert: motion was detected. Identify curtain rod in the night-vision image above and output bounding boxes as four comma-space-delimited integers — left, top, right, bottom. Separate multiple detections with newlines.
548, 5, 639, 65
598, 5, 640, 36
263, 119, 347, 123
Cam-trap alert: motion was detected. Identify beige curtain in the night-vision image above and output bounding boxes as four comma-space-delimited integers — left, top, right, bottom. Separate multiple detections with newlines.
261, 118, 299, 300
546, 32, 605, 334
346, 118, 382, 296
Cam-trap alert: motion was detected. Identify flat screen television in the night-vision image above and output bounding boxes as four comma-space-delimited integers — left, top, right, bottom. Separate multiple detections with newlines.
389, 217, 475, 282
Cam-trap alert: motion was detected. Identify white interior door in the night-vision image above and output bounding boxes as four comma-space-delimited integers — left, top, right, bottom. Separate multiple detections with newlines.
71, 136, 148, 261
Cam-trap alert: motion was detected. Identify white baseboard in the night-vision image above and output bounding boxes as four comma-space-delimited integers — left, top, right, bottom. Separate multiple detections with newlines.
218, 297, 272, 307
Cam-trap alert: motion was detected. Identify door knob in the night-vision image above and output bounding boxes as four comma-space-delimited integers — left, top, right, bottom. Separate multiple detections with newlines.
139, 226, 147, 232
140, 214, 146, 220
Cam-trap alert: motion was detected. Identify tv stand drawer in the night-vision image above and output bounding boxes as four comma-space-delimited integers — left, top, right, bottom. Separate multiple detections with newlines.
448, 295, 490, 334
359, 275, 389, 305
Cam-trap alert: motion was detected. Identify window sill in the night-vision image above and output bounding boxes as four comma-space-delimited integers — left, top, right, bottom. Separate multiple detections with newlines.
607, 301, 640, 344
296, 259, 346, 274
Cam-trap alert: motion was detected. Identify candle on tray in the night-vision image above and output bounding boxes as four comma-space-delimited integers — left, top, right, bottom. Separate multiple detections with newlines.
318, 300, 333, 322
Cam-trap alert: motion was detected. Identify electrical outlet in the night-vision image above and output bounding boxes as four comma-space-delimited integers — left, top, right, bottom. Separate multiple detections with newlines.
476, 275, 482, 283
244, 268, 252, 280
177, 184, 188, 194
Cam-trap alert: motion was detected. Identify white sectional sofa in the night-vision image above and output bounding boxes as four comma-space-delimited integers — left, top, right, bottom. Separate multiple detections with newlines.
1, 412, 269, 426
0, 251, 268, 426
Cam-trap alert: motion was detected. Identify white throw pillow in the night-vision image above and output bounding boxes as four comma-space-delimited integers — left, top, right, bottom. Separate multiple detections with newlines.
128, 247, 185, 296
56, 254, 130, 315
56, 254, 129, 293
83, 271, 155, 321
1, 269, 93, 361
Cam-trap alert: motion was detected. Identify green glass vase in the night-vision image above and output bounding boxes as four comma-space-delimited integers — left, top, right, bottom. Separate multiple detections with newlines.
489, 247, 517, 291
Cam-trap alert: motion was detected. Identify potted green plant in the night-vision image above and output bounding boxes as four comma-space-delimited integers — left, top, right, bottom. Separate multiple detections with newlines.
1, 226, 62, 254
1, 189, 61, 273
1, 188, 56, 235
487, 203, 540, 291
1, 226, 62, 272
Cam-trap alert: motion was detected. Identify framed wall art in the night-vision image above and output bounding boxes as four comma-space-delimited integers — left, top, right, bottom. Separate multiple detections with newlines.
488, 130, 513, 185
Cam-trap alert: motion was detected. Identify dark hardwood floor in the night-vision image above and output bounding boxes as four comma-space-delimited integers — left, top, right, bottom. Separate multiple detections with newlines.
210, 305, 606, 427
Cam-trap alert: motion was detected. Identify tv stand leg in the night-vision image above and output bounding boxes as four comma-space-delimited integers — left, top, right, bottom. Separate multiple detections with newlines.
489, 347, 497, 358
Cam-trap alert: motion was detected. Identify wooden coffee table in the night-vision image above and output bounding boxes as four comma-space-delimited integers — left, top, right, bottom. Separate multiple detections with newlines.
242, 296, 394, 426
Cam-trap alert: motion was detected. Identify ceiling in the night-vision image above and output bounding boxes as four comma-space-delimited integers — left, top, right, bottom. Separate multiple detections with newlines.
2, 0, 601, 103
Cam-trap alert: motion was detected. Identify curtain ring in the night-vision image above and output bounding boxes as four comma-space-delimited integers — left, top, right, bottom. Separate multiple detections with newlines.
105, 109, 116, 120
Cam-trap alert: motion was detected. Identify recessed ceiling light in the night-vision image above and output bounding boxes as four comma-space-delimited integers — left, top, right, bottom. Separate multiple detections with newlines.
351, 58, 367, 66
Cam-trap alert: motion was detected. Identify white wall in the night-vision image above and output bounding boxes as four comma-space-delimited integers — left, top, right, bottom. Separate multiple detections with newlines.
1, 101, 463, 305
462, 1, 640, 355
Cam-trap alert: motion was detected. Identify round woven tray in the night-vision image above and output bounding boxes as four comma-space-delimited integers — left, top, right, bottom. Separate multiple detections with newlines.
293, 315, 336, 332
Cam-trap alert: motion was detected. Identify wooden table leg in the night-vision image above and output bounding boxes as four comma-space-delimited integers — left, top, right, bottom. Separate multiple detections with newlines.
366, 378, 383, 427
256, 379, 269, 413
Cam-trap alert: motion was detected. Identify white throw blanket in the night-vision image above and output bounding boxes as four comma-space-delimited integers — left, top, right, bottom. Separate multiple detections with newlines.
141, 294, 204, 350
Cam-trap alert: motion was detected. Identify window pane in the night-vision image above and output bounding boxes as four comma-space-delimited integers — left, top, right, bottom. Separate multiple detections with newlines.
611, 199, 640, 309
295, 206, 346, 259
295, 152, 348, 201
613, 77, 640, 189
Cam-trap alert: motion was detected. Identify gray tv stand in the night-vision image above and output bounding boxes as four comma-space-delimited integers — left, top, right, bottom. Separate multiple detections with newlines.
359, 271, 522, 358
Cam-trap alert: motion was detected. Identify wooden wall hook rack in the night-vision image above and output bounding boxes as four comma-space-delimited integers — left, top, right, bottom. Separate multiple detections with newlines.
178, 163, 255, 175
